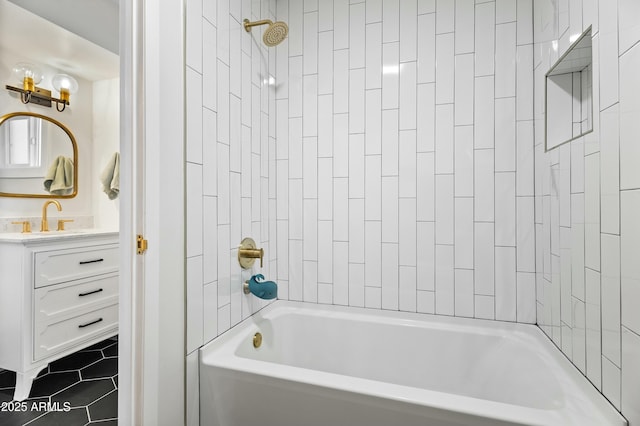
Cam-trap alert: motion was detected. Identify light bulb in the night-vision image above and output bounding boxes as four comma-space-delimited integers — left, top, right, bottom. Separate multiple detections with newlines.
12, 63, 43, 92
52, 74, 79, 103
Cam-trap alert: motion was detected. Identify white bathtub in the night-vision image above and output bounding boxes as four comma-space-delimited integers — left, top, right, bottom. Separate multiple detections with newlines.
200, 301, 626, 426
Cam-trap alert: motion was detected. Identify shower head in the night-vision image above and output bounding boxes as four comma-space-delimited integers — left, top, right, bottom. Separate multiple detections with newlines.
243, 19, 289, 47
263, 21, 289, 46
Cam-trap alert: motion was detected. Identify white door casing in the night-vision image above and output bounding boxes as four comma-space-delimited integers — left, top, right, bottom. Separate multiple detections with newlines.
119, 0, 186, 424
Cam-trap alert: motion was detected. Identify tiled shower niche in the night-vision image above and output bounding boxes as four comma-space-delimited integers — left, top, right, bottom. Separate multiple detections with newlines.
545, 27, 593, 151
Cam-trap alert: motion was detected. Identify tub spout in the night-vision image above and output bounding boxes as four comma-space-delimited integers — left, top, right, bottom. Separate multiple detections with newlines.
244, 274, 277, 300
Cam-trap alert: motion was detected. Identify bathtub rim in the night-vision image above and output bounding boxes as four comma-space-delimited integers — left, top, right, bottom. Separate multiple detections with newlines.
200, 300, 627, 426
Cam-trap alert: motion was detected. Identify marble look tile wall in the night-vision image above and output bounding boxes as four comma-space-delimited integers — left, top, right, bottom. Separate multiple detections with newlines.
184, 1, 279, 423
274, 0, 536, 322
186, 0, 278, 352
533, 0, 640, 423
184, 0, 640, 424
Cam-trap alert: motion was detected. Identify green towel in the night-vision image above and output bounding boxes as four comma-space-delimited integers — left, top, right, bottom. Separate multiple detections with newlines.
43, 156, 74, 195
100, 152, 120, 200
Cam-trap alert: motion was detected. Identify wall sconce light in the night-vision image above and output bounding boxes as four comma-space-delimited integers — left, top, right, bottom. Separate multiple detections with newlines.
52, 74, 78, 110
5, 63, 78, 112
13, 62, 42, 94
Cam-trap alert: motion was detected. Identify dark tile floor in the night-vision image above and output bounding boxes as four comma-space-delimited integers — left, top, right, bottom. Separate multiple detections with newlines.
0, 336, 118, 426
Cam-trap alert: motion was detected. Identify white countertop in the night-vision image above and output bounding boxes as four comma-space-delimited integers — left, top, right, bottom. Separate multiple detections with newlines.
0, 228, 118, 243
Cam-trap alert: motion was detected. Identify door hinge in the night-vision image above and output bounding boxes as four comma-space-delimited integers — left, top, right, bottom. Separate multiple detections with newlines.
137, 234, 148, 255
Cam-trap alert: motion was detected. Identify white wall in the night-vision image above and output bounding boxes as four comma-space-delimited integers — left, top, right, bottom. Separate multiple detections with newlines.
274, 0, 536, 322
184, 0, 278, 424
533, 0, 640, 423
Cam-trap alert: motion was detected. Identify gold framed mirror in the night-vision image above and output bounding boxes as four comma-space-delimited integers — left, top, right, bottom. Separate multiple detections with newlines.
0, 112, 77, 198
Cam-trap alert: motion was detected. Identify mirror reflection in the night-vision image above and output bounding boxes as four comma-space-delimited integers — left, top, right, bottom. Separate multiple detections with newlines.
0, 112, 77, 198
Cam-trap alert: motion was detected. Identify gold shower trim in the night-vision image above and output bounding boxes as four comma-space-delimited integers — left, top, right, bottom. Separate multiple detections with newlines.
253, 332, 263, 348
242, 18, 289, 47
238, 237, 264, 269
243, 19, 273, 32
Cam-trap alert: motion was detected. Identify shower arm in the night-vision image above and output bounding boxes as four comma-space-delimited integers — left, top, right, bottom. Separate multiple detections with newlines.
243, 19, 273, 32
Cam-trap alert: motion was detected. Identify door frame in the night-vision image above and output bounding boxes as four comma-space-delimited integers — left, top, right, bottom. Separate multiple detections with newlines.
119, 0, 186, 424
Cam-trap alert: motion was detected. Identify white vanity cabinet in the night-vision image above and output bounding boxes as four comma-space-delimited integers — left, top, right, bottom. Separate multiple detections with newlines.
0, 231, 119, 401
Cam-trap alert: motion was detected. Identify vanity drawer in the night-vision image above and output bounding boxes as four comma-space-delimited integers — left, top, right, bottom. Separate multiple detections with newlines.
33, 303, 118, 361
34, 244, 119, 288
34, 273, 118, 325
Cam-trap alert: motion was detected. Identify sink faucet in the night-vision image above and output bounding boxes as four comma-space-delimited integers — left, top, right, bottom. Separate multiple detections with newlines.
41, 200, 62, 232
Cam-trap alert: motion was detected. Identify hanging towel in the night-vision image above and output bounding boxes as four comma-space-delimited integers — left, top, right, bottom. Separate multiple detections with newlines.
43, 156, 74, 195
100, 152, 120, 200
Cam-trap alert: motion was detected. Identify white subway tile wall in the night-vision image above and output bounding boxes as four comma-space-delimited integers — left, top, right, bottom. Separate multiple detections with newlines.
275, 0, 535, 322
534, 0, 640, 423
186, 0, 279, 371
184, 0, 640, 424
